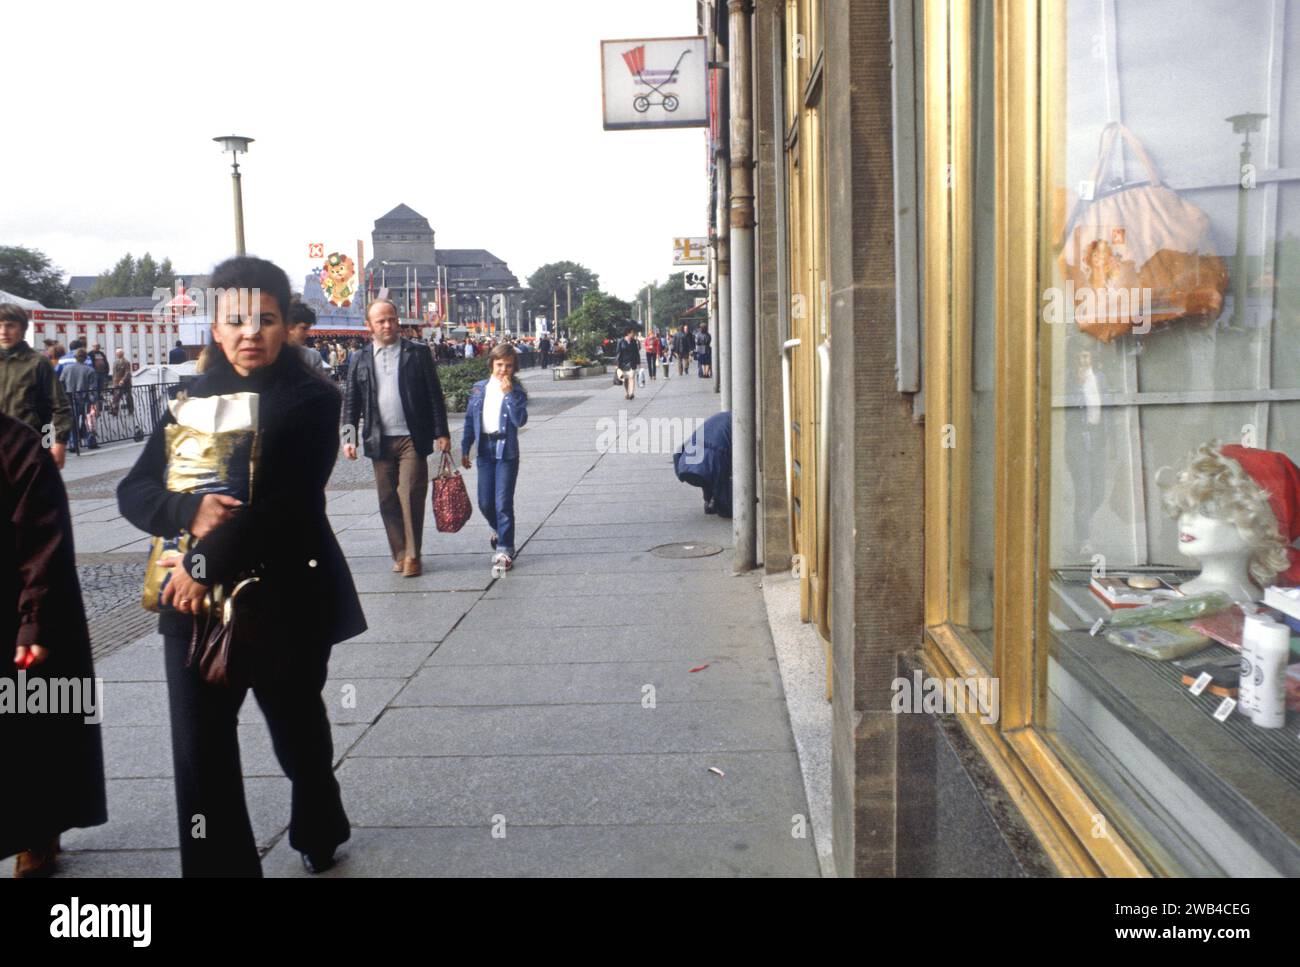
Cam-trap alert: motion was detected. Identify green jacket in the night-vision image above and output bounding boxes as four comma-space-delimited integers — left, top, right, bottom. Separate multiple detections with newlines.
0, 341, 72, 444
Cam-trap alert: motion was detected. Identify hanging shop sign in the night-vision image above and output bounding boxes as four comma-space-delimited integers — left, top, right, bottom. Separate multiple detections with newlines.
673, 237, 709, 265
601, 37, 708, 131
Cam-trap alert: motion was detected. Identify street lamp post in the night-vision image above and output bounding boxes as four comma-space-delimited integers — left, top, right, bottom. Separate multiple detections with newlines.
213, 135, 253, 255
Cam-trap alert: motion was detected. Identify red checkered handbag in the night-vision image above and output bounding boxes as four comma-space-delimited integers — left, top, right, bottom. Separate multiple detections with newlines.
432, 451, 472, 532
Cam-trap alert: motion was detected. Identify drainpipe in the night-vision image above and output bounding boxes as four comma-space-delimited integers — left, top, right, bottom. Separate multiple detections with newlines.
729, 0, 756, 572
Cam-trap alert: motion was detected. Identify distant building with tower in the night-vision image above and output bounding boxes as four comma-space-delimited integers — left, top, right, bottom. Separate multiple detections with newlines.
315, 203, 524, 332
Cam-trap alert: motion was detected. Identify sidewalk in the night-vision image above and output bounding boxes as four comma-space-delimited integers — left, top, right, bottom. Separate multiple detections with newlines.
55, 364, 820, 877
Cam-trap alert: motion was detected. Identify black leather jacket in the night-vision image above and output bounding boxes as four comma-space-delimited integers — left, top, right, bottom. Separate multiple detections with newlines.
343, 338, 451, 458
616, 338, 641, 370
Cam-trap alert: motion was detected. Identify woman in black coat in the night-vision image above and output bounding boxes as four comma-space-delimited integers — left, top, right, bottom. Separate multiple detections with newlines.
1, 414, 107, 875
117, 256, 366, 877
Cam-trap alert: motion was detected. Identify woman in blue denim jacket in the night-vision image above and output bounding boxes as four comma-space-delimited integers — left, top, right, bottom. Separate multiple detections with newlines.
461, 344, 528, 570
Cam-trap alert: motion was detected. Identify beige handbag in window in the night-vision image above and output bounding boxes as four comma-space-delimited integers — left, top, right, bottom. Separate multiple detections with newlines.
1058, 122, 1229, 343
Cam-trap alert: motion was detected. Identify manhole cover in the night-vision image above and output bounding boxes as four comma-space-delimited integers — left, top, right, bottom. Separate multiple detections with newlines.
650, 542, 723, 559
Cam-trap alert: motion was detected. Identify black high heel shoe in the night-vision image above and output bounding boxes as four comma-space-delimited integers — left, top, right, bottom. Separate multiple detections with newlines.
301, 850, 337, 874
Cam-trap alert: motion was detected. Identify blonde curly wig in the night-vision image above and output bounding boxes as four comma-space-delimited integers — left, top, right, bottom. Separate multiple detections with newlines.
1160, 442, 1291, 587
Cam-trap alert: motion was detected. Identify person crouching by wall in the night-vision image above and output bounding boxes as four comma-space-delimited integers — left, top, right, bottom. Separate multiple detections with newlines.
461, 344, 528, 572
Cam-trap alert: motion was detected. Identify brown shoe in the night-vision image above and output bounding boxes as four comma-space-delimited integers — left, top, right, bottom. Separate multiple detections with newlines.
14, 837, 59, 878
402, 557, 422, 578
392, 560, 405, 573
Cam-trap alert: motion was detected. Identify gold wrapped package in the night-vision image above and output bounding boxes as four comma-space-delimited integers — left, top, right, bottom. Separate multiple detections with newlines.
141, 392, 261, 613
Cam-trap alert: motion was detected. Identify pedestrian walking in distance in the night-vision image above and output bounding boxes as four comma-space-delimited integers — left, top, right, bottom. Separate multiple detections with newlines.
343, 298, 451, 578
695, 323, 713, 379
2, 413, 107, 877
644, 330, 660, 379
616, 328, 640, 401
118, 256, 367, 877
0, 302, 71, 470
461, 343, 528, 573
673, 326, 691, 376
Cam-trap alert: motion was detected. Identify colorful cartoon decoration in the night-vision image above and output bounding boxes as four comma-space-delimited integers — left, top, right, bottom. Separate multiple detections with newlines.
321, 252, 357, 307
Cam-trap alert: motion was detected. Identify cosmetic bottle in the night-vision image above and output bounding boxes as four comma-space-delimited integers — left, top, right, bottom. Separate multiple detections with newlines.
1250, 617, 1290, 729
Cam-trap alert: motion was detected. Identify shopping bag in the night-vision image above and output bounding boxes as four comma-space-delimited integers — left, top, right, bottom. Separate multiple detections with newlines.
1058, 122, 1228, 342
432, 451, 473, 533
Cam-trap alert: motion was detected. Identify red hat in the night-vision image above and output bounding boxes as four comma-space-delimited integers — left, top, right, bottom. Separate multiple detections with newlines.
1220, 444, 1300, 585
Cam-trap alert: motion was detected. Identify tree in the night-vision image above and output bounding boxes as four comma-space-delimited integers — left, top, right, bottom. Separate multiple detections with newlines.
523, 261, 600, 327
85, 251, 178, 302
634, 272, 703, 332
0, 246, 75, 307
567, 291, 635, 357
88, 254, 135, 302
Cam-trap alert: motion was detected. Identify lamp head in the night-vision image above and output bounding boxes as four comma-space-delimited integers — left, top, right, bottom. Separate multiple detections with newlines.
213, 135, 254, 155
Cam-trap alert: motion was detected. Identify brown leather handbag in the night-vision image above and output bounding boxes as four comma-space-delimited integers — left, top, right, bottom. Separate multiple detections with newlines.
432, 451, 473, 533
187, 575, 263, 688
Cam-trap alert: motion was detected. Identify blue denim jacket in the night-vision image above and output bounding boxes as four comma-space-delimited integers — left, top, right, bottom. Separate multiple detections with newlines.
462, 378, 528, 461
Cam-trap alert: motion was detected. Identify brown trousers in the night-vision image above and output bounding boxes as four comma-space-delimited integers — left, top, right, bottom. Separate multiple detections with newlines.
373, 435, 428, 561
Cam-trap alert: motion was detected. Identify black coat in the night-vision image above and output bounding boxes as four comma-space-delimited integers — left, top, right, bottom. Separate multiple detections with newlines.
1, 415, 107, 858
343, 338, 450, 459
616, 338, 641, 370
117, 349, 367, 648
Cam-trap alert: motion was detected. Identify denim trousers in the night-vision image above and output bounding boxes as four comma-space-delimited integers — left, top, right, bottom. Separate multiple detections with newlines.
477, 452, 519, 554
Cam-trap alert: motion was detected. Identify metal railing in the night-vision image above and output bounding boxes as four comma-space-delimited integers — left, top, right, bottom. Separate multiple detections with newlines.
64, 382, 182, 453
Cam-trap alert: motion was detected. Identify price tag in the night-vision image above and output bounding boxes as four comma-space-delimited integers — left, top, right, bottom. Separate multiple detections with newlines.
1212, 697, 1237, 722
1189, 672, 1213, 696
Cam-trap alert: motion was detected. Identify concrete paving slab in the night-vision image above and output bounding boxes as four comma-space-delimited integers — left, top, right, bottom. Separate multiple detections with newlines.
94, 633, 167, 681
335, 751, 809, 828
60, 776, 290, 851
98, 722, 366, 779
348, 590, 480, 643
394, 657, 781, 706
260, 822, 819, 878
465, 593, 768, 625
51, 849, 181, 878
484, 575, 762, 598
425, 625, 773, 666
326, 640, 437, 679
352, 701, 796, 757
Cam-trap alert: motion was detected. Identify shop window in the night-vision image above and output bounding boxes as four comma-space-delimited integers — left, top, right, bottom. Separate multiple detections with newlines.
1039, 0, 1300, 875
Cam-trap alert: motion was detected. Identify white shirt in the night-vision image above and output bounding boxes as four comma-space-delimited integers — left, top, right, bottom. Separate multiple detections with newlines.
483, 378, 505, 434
372, 341, 409, 436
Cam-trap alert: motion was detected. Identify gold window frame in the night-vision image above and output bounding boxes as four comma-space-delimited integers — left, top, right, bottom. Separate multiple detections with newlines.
920, 0, 1150, 878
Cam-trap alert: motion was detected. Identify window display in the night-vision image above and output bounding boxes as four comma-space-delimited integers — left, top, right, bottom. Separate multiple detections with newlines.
1040, 0, 1300, 876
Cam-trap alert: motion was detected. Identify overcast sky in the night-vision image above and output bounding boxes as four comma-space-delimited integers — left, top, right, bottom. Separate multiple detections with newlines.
3, 0, 707, 302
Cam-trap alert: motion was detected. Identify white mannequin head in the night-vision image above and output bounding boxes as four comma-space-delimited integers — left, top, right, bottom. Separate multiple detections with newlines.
1160, 443, 1290, 601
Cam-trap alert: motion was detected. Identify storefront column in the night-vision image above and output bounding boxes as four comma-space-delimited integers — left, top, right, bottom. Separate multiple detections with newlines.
825, 0, 926, 877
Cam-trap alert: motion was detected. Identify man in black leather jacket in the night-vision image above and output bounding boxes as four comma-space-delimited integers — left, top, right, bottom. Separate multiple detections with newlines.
342, 299, 450, 577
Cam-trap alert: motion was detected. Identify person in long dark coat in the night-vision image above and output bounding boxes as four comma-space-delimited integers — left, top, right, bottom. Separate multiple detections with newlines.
673, 411, 732, 518
1, 413, 107, 875
117, 256, 367, 877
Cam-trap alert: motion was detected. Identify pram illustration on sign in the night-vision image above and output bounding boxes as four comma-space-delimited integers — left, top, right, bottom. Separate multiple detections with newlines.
621, 44, 692, 113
